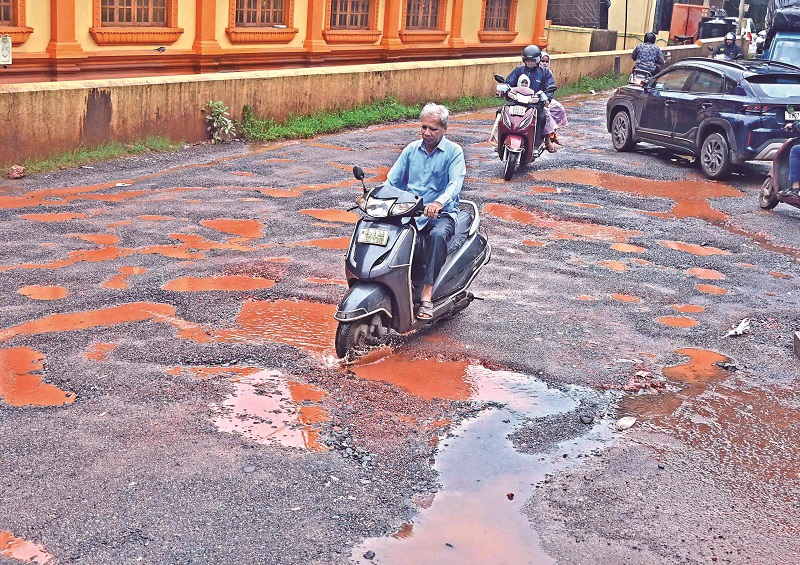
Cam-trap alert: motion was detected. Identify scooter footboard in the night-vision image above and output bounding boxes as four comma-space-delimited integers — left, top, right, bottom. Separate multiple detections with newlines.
334, 282, 393, 322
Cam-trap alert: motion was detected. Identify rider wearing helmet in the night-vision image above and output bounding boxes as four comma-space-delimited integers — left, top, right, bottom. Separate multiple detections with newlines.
631, 31, 665, 74
712, 32, 744, 60
504, 45, 558, 151
505, 45, 556, 97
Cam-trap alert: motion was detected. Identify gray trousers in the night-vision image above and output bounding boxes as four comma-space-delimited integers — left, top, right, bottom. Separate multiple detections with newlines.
413, 216, 455, 288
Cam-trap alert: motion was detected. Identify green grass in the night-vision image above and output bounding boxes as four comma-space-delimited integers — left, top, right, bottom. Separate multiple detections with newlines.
4, 136, 184, 177
241, 72, 625, 142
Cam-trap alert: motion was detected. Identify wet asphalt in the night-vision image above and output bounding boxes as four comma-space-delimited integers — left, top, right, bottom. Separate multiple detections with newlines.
1, 92, 798, 564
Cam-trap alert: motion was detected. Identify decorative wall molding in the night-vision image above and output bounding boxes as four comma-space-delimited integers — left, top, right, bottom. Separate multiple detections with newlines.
478, 0, 519, 43
0, 0, 32, 45
399, 0, 449, 43
226, 0, 297, 44
90, 0, 182, 45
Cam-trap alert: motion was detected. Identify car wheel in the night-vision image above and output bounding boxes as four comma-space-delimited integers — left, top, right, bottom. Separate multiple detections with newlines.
611, 110, 636, 152
700, 132, 731, 179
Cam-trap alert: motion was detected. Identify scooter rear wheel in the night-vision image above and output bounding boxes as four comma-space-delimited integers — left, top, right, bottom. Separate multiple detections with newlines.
759, 176, 780, 210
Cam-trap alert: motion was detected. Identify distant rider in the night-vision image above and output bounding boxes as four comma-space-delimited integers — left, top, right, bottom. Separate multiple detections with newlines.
712, 33, 744, 60
631, 32, 665, 74
504, 45, 558, 152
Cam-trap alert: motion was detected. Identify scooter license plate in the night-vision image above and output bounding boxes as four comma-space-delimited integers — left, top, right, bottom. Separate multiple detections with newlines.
509, 105, 526, 117
357, 227, 390, 246
785, 110, 800, 121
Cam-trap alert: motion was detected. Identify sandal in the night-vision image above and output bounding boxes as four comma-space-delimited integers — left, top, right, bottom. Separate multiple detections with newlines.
417, 300, 434, 320
545, 144, 558, 153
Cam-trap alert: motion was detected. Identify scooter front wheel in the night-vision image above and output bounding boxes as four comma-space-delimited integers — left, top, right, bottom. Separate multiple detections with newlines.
503, 151, 518, 181
759, 176, 779, 210
335, 321, 369, 358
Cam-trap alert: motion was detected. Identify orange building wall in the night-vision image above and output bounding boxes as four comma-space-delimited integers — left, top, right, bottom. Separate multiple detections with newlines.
0, 0, 550, 83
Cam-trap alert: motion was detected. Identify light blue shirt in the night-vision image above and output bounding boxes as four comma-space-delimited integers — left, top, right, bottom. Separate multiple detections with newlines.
385, 137, 466, 229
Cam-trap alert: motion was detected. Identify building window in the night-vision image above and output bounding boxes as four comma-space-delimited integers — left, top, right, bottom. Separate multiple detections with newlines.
235, 0, 285, 27
405, 0, 439, 29
0, 0, 33, 45
479, 0, 518, 42
483, 0, 510, 31
0, 0, 13, 26
101, 0, 167, 27
330, 0, 371, 29
91, 0, 183, 45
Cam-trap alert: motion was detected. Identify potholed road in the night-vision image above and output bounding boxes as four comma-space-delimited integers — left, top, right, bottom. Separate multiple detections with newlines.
1, 93, 798, 564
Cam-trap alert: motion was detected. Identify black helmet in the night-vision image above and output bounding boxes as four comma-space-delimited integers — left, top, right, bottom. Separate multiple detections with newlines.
644, 32, 656, 44
521, 45, 542, 64
725, 32, 735, 43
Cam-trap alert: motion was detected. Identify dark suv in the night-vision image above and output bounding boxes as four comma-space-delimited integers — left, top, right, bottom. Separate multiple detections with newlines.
606, 58, 800, 178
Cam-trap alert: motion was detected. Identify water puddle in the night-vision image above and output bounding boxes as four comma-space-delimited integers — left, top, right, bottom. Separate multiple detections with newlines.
522, 240, 546, 247
685, 267, 725, 280
0, 531, 54, 564
611, 293, 639, 303
528, 169, 743, 222
84, 342, 117, 361
658, 240, 730, 256
597, 260, 627, 272
257, 188, 302, 198
138, 215, 174, 221
656, 316, 699, 328
288, 237, 351, 250
672, 304, 705, 313
576, 295, 596, 301
200, 219, 264, 239
484, 203, 642, 243
349, 356, 472, 401
299, 209, 359, 223
353, 364, 612, 564
696, 284, 727, 295
0, 347, 76, 407
768, 271, 792, 279
67, 233, 120, 245
529, 186, 565, 194
17, 286, 68, 300
166, 365, 262, 380
101, 266, 148, 290
162, 276, 275, 292
611, 243, 646, 253
211, 369, 330, 451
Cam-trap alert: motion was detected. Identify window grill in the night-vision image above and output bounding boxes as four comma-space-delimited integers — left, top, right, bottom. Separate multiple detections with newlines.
101, 0, 168, 26
484, 0, 510, 31
406, 0, 440, 29
330, 0, 371, 29
0, 0, 13, 25
235, 0, 285, 27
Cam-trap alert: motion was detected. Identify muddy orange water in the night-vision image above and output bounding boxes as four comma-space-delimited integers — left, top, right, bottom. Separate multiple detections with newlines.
138, 215, 173, 221
529, 186, 564, 194
67, 233, 120, 245
214, 369, 330, 451
162, 276, 276, 292
611, 243, 647, 253
289, 237, 351, 250
17, 286, 68, 300
0, 302, 211, 344
484, 203, 642, 243
349, 356, 472, 401
166, 366, 262, 380
299, 209, 360, 223
659, 240, 730, 256
0, 246, 137, 272
598, 260, 627, 272
656, 316, 699, 328
696, 284, 728, 295
0, 347, 76, 407
0, 531, 54, 564
200, 219, 263, 239
305, 277, 348, 286
218, 300, 338, 357
769, 271, 792, 279
529, 169, 743, 222
101, 266, 148, 290
84, 342, 118, 361
257, 188, 302, 198
19, 212, 88, 222
685, 267, 725, 280
576, 295, 596, 301
522, 239, 546, 247
672, 304, 705, 313
612, 294, 640, 303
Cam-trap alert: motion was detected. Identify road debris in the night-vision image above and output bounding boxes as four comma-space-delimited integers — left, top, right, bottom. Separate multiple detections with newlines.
615, 416, 637, 431
724, 318, 751, 337
7, 165, 24, 179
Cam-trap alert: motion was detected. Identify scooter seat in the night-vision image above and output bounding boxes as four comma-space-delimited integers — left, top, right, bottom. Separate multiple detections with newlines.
446, 209, 473, 254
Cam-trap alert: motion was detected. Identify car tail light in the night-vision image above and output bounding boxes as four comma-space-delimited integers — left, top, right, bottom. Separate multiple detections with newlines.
742, 104, 763, 115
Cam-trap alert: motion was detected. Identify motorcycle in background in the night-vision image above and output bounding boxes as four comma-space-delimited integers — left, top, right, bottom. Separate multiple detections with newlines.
491, 73, 553, 181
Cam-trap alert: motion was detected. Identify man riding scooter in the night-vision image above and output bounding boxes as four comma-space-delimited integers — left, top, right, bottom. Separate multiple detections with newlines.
712, 32, 744, 60
504, 45, 557, 153
358, 103, 466, 320
631, 32, 666, 74
779, 120, 800, 197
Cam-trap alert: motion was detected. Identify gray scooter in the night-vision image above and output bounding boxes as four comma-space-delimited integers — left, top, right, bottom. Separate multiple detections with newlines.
334, 166, 491, 358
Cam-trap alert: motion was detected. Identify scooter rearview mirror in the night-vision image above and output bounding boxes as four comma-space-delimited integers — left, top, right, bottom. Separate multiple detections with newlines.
494, 73, 505, 83
352, 165, 368, 194
708, 46, 714, 51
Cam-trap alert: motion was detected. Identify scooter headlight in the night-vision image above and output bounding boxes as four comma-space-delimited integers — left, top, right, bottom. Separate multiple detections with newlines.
364, 197, 395, 218
390, 200, 416, 215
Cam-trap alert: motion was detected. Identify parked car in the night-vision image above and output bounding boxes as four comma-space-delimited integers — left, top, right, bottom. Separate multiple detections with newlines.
606, 57, 800, 178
